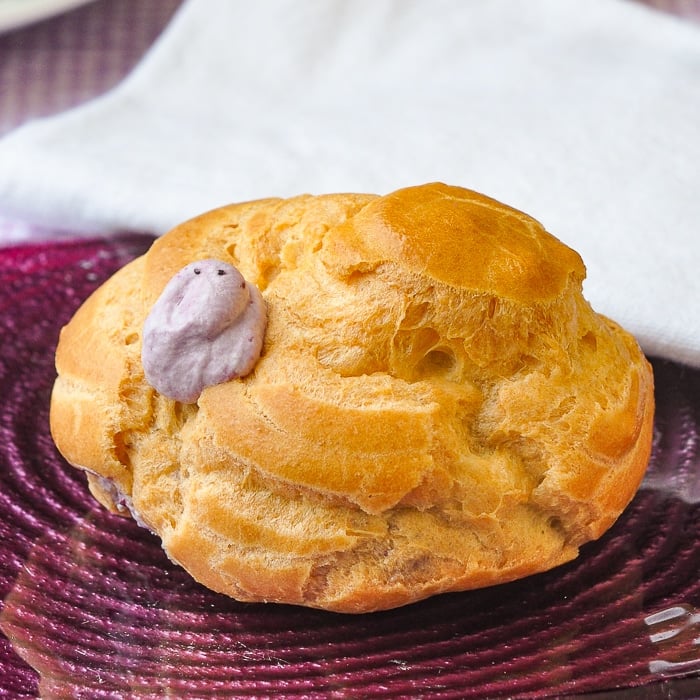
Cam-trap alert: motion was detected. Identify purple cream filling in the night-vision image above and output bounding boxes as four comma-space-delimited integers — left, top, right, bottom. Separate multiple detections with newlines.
141, 259, 267, 403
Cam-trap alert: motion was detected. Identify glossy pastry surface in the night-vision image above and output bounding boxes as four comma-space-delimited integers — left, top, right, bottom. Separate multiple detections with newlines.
50, 183, 654, 613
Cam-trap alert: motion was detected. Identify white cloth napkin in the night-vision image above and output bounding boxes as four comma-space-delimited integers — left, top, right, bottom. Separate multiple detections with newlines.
0, 0, 699, 367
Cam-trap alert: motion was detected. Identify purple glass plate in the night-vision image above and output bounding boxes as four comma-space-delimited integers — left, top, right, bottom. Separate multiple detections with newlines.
1, 235, 699, 699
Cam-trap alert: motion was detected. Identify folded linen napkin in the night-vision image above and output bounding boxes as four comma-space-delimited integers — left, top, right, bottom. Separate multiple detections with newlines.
0, 0, 699, 367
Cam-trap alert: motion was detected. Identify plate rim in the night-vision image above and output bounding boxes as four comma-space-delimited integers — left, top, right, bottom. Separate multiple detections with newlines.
0, 0, 96, 34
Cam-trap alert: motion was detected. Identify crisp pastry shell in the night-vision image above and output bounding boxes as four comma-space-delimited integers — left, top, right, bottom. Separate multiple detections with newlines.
50, 183, 654, 613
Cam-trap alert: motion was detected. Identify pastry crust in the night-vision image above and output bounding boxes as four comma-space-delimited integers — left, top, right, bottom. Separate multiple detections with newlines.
50, 183, 654, 613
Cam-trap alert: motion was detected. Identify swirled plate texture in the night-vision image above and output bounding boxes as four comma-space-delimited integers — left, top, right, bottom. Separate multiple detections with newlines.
1, 235, 699, 699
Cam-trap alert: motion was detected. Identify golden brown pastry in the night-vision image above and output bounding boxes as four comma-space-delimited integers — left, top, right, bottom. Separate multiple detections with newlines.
50, 183, 654, 613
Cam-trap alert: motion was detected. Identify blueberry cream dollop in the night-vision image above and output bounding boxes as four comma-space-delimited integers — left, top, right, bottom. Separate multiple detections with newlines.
141, 259, 267, 403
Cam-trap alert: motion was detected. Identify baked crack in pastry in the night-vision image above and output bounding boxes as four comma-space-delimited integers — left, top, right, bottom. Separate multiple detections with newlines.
50, 183, 654, 613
